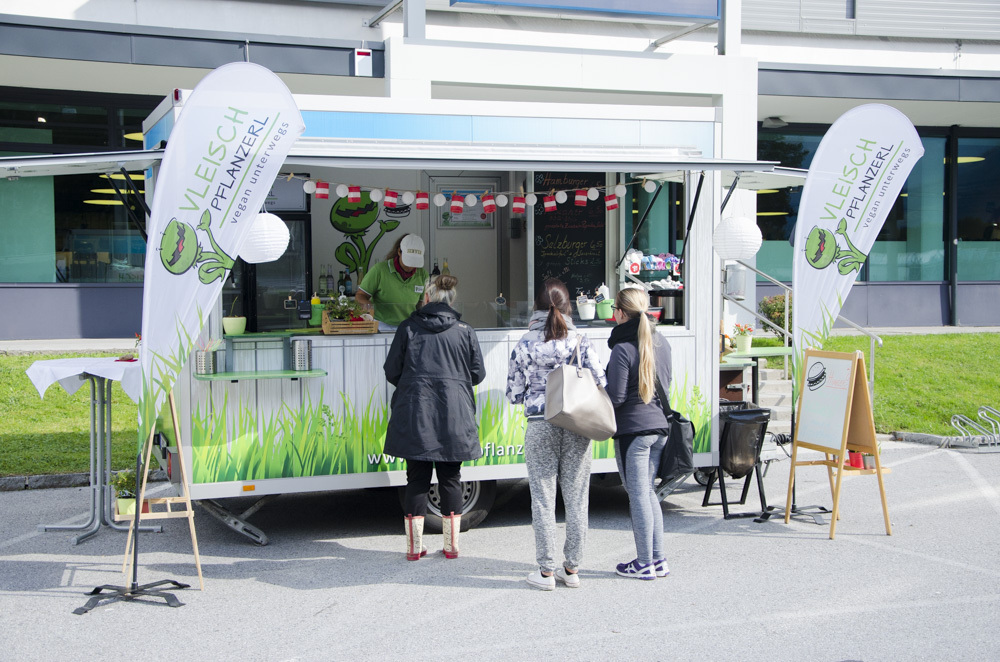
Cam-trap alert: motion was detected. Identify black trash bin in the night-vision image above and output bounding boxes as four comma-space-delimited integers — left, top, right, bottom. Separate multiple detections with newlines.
702, 401, 771, 519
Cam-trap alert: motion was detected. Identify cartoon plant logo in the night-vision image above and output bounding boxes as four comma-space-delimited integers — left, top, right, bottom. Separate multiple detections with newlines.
159, 209, 235, 284
330, 191, 400, 275
803, 219, 867, 275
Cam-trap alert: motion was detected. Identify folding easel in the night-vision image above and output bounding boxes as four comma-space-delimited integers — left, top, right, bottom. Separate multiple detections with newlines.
784, 349, 892, 539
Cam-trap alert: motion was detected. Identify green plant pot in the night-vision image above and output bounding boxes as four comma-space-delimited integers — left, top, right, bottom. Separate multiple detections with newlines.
734, 335, 752, 353
116, 497, 149, 516
222, 316, 247, 335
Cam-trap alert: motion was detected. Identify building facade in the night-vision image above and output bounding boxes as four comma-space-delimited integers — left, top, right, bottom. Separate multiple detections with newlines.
1, 0, 998, 338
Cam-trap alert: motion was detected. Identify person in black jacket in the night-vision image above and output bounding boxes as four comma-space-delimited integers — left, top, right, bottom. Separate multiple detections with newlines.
383, 274, 486, 560
605, 287, 673, 580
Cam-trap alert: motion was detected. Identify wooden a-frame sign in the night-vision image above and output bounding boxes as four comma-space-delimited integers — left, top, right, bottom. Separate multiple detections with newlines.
784, 349, 891, 539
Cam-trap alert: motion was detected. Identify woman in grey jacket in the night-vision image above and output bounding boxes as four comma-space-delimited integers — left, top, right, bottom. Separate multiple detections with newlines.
384, 274, 485, 560
506, 278, 606, 590
605, 287, 673, 580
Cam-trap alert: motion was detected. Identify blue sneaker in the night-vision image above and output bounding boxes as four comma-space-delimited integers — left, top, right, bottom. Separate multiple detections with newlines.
653, 559, 670, 577
616, 559, 656, 580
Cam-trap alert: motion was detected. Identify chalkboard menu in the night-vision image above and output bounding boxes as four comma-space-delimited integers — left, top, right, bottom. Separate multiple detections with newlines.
532, 172, 606, 298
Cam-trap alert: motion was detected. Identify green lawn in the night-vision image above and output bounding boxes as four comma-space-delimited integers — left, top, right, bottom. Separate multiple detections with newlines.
2, 334, 998, 476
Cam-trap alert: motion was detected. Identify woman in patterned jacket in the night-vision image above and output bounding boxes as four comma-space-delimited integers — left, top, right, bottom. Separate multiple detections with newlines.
506, 277, 606, 591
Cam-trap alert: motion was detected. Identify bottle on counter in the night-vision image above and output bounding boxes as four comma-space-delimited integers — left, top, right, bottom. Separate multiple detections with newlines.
431, 260, 441, 277
318, 265, 327, 297
344, 269, 353, 296
309, 292, 323, 326
441, 257, 451, 276
323, 265, 332, 297
337, 270, 346, 295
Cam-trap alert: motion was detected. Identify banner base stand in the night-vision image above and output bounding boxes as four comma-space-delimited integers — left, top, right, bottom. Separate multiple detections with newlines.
73, 580, 189, 615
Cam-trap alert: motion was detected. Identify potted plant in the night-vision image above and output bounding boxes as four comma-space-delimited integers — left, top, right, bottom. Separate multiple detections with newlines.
732, 323, 754, 353
110, 469, 149, 516
862, 452, 876, 469
222, 295, 246, 335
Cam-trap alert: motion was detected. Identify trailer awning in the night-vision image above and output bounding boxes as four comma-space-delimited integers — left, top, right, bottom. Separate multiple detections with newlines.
0, 147, 782, 180
0, 150, 164, 178
641, 166, 807, 190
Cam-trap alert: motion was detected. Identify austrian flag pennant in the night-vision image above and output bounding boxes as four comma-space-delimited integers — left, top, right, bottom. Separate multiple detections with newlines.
543, 195, 557, 212
605, 193, 619, 210
415, 191, 429, 210
575, 189, 587, 206
384, 190, 398, 208
450, 193, 464, 214
482, 193, 496, 213
348, 185, 361, 202
512, 196, 526, 215
315, 181, 329, 199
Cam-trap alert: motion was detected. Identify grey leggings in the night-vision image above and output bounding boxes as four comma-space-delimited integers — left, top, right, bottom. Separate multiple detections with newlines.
524, 419, 593, 573
615, 434, 667, 565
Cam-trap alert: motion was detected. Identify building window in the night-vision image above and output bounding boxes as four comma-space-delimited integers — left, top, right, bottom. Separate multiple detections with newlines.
0, 87, 158, 284
757, 129, 947, 283
956, 137, 1000, 281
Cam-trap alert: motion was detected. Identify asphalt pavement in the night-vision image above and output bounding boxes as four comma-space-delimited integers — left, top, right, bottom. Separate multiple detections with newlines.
2, 440, 999, 661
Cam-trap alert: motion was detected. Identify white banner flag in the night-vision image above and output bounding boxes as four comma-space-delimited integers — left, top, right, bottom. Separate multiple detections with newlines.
137, 63, 304, 451
792, 104, 923, 364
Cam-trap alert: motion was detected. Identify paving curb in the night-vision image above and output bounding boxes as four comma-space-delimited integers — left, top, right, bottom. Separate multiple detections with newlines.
1, 470, 167, 491
892, 431, 990, 448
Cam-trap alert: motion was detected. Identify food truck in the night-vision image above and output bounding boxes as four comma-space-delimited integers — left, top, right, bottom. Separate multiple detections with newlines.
133, 85, 779, 543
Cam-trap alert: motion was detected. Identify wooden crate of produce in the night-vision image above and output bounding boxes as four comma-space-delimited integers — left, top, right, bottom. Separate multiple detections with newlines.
322, 311, 378, 335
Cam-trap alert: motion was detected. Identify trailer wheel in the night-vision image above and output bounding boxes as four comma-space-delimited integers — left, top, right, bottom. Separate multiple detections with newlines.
693, 469, 714, 486
398, 479, 497, 533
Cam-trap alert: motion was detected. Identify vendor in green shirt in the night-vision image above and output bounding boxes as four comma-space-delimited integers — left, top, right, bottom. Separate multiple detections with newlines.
356, 233, 429, 328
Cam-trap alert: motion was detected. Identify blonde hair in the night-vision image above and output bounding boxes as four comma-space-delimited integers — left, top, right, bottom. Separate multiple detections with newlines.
615, 288, 656, 404
425, 274, 458, 306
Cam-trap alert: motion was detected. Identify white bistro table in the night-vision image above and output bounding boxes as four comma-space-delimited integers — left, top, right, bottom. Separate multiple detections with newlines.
25, 357, 161, 544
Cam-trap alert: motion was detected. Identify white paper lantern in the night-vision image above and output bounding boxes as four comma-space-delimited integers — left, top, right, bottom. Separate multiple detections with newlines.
555, 191, 568, 204
713, 216, 762, 261
614, 184, 627, 197
465, 194, 478, 207
433, 193, 447, 207
643, 179, 657, 193
587, 187, 599, 200
335, 184, 349, 198
525, 193, 538, 206
495, 194, 509, 208
402, 191, 415, 205
369, 188, 383, 202
302, 180, 317, 194
241, 213, 290, 264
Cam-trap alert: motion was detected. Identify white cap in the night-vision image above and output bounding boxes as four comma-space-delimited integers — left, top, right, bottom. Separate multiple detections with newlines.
399, 234, 425, 269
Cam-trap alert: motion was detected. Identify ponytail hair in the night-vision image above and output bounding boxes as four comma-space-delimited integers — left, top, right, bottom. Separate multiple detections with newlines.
615, 288, 656, 404
534, 278, 571, 341
425, 274, 458, 306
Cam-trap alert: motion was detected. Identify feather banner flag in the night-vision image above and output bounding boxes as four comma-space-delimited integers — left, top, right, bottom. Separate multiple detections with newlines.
138, 62, 304, 452
791, 103, 923, 400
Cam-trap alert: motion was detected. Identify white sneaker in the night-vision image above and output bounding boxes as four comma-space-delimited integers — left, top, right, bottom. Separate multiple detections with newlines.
654, 559, 670, 577
526, 569, 556, 591
555, 567, 580, 588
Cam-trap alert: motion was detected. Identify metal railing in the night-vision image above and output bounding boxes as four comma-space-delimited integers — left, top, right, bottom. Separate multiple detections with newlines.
723, 260, 883, 403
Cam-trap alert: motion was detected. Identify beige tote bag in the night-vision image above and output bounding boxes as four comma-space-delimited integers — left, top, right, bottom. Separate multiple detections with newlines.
544, 336, 616, 441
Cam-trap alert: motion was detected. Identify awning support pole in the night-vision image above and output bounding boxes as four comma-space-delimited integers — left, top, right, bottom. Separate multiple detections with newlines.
680, 171, 706, 266
107, 167, 149, 242
719, 171, 741, 214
